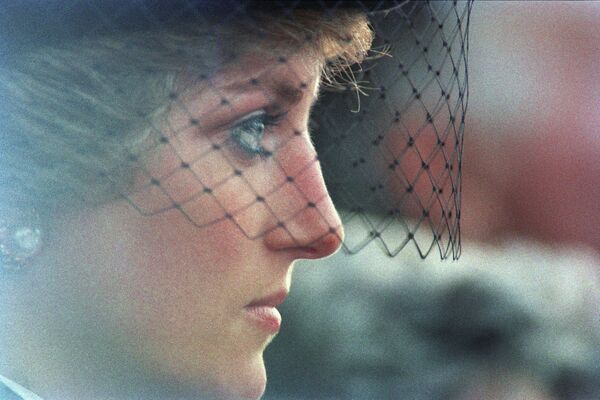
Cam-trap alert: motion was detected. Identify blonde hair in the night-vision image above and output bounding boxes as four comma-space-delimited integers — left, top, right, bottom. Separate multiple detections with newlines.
251, 11, 373, 76
0, 11, 373, 213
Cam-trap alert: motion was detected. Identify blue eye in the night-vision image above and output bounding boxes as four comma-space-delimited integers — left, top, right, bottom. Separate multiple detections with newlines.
229, 111, 285, 156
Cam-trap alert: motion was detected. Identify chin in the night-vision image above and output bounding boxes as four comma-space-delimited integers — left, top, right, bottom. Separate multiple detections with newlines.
234, 356, 267, 400
205, 354, 267, 400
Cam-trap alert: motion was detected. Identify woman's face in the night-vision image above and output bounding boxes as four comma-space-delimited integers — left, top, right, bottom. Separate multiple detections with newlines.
20, 50, 343, 399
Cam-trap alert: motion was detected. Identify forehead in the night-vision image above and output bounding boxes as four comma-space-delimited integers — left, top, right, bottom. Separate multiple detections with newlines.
183, 50, 322, 112
231, 55, 319, 101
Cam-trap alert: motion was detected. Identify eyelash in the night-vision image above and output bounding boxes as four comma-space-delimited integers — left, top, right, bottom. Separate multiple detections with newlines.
229, 110, 286, 157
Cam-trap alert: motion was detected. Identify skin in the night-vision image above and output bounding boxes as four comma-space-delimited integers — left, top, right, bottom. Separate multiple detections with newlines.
0, 50, 344, 399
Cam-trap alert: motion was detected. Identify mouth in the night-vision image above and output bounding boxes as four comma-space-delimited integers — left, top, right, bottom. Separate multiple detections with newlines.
243, 290, 288, 333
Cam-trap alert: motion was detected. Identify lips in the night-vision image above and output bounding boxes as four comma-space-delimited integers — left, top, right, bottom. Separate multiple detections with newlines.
244, 290, 288, 333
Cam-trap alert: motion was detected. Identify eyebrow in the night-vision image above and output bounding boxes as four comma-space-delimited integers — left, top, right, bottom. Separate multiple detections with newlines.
220, 76, 321, 111
273, 84, 303, 108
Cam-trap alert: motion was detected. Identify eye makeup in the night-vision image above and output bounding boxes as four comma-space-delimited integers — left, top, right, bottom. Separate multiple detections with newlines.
229, 110, 287, 157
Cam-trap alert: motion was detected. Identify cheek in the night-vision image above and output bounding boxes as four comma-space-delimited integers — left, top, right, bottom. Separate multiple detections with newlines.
132, 126, 284, 238
126, 210, 243, 303
117, 212, 270, 390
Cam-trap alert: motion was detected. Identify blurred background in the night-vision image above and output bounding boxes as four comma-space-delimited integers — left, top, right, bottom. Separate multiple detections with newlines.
264, 2, 600, 399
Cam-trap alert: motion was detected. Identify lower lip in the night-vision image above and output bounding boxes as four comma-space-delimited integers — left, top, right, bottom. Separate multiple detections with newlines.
243, 305, 282, 333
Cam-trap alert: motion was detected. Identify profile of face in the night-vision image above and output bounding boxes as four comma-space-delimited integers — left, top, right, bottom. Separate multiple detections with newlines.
0, 48, 343, 399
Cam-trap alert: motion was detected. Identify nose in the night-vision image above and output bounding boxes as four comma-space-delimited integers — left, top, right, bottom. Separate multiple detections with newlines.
262, 141, 344, 259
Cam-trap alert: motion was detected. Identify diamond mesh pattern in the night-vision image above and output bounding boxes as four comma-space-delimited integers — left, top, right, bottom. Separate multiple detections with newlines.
315, 1, 471, 258
0, 0, 472, 260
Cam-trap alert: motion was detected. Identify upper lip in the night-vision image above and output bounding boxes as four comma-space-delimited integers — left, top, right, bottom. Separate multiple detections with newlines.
246, 289, 288, 308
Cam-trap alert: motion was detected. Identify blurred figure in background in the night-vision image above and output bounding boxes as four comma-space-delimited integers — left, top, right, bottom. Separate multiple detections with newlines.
264, 242, 600, 400
462, 1, 600, 252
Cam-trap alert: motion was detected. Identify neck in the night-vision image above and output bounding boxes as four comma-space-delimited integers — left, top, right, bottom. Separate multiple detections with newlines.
0, 339, 209, 400
0, 282, 211, 400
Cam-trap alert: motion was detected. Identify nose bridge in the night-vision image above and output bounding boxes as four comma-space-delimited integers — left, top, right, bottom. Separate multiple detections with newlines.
263, 137, 344, 258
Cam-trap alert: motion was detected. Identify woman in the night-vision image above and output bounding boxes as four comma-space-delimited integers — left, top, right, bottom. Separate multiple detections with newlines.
0, 3, 374, 399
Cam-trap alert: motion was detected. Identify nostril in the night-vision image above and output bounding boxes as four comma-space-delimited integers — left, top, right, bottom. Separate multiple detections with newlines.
324, 231, 343, 255
308, 225, 344, 259
263, 219, 344, 259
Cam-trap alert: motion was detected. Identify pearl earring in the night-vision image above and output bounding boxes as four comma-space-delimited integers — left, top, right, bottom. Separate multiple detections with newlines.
0, 209, 43, 272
